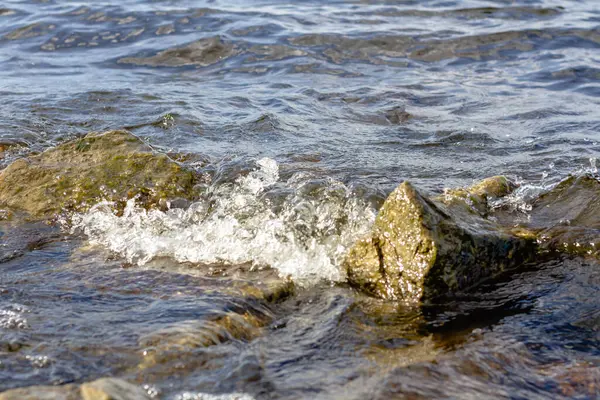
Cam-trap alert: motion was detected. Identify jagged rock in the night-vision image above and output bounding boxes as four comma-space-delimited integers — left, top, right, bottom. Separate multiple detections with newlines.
344, 180, 536, 303
0, 130, 198, 220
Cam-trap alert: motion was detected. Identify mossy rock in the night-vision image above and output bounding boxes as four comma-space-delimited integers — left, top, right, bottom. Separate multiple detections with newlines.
344, 181, 536, 303
440, 175, 517, 216
0, 130, 198, 220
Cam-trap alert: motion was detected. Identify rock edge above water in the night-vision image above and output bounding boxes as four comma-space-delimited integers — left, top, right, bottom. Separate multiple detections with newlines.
344, 177, 537, 303
345, 174, 600, 303
0, 130, 198, 220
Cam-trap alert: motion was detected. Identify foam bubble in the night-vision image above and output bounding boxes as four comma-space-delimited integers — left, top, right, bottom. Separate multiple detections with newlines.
0, 304, 29, 330
72, 158, 375, 286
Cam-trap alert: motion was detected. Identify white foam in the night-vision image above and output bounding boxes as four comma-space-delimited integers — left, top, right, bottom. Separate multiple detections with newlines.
72, 158, 375, 286
490, 170, 600, 218
0, 304, 29, 329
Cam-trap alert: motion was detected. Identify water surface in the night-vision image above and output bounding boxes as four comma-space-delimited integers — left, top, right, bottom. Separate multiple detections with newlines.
1, 0, 600, 398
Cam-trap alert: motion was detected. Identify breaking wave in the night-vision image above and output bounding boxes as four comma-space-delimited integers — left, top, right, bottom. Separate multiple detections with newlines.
72, 158, 375, 286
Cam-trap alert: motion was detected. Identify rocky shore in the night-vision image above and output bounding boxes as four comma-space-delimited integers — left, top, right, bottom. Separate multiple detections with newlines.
2, 130, 600, 397
2, 129, 599, 305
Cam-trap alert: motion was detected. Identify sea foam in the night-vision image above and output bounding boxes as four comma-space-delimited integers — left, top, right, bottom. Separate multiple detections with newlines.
72, 158, 375, 286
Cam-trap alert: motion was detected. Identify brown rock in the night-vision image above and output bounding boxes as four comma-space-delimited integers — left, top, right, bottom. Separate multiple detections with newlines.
0, 130, 198, 220
345, 180, 536, 303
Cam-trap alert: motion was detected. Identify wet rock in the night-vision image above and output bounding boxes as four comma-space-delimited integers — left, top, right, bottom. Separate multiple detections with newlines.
344, 180, 536, 303
80, 378, 150, 400
133, 269, 285, 373
0, 130, 198, 220
524, 174, 600, 257
440, 175, 517, 216
3, 23, 54, 40
0, 384, 79, 400
138, 309, 272, 370
0, 9, 16, 17
0, 140, 26, 160
233, 278, 295, 303
528, 175, 600, 229
140, 311, 269, 350
0, 218, 61, 263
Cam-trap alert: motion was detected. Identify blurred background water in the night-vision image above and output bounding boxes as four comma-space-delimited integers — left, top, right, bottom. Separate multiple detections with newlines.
1, 0, 600, 399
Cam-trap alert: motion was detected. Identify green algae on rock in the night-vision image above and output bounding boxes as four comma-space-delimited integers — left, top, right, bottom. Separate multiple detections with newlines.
344, 180, 536, 303
440, 175, 517, 216
0, 130, 198, 220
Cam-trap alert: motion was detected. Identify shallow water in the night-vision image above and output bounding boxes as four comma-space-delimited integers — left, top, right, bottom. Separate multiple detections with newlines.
1, 0, 600, 398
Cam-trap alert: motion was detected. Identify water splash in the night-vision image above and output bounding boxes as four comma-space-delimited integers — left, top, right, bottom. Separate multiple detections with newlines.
490, 167, 600, 219
72, 158, 375, 286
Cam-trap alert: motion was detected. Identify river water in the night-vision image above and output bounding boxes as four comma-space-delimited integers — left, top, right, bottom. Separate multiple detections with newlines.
1, 0, 600, 399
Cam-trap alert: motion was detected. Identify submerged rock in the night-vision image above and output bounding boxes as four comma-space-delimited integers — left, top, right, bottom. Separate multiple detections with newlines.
0, 130, 198, 220
344, 179, 536, 303
138, 309, 272, 371
118, 37, 238, 68
0, 378, 149, 400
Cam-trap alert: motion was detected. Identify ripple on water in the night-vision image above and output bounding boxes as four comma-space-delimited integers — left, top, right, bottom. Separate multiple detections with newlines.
2, 0, 600, 398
